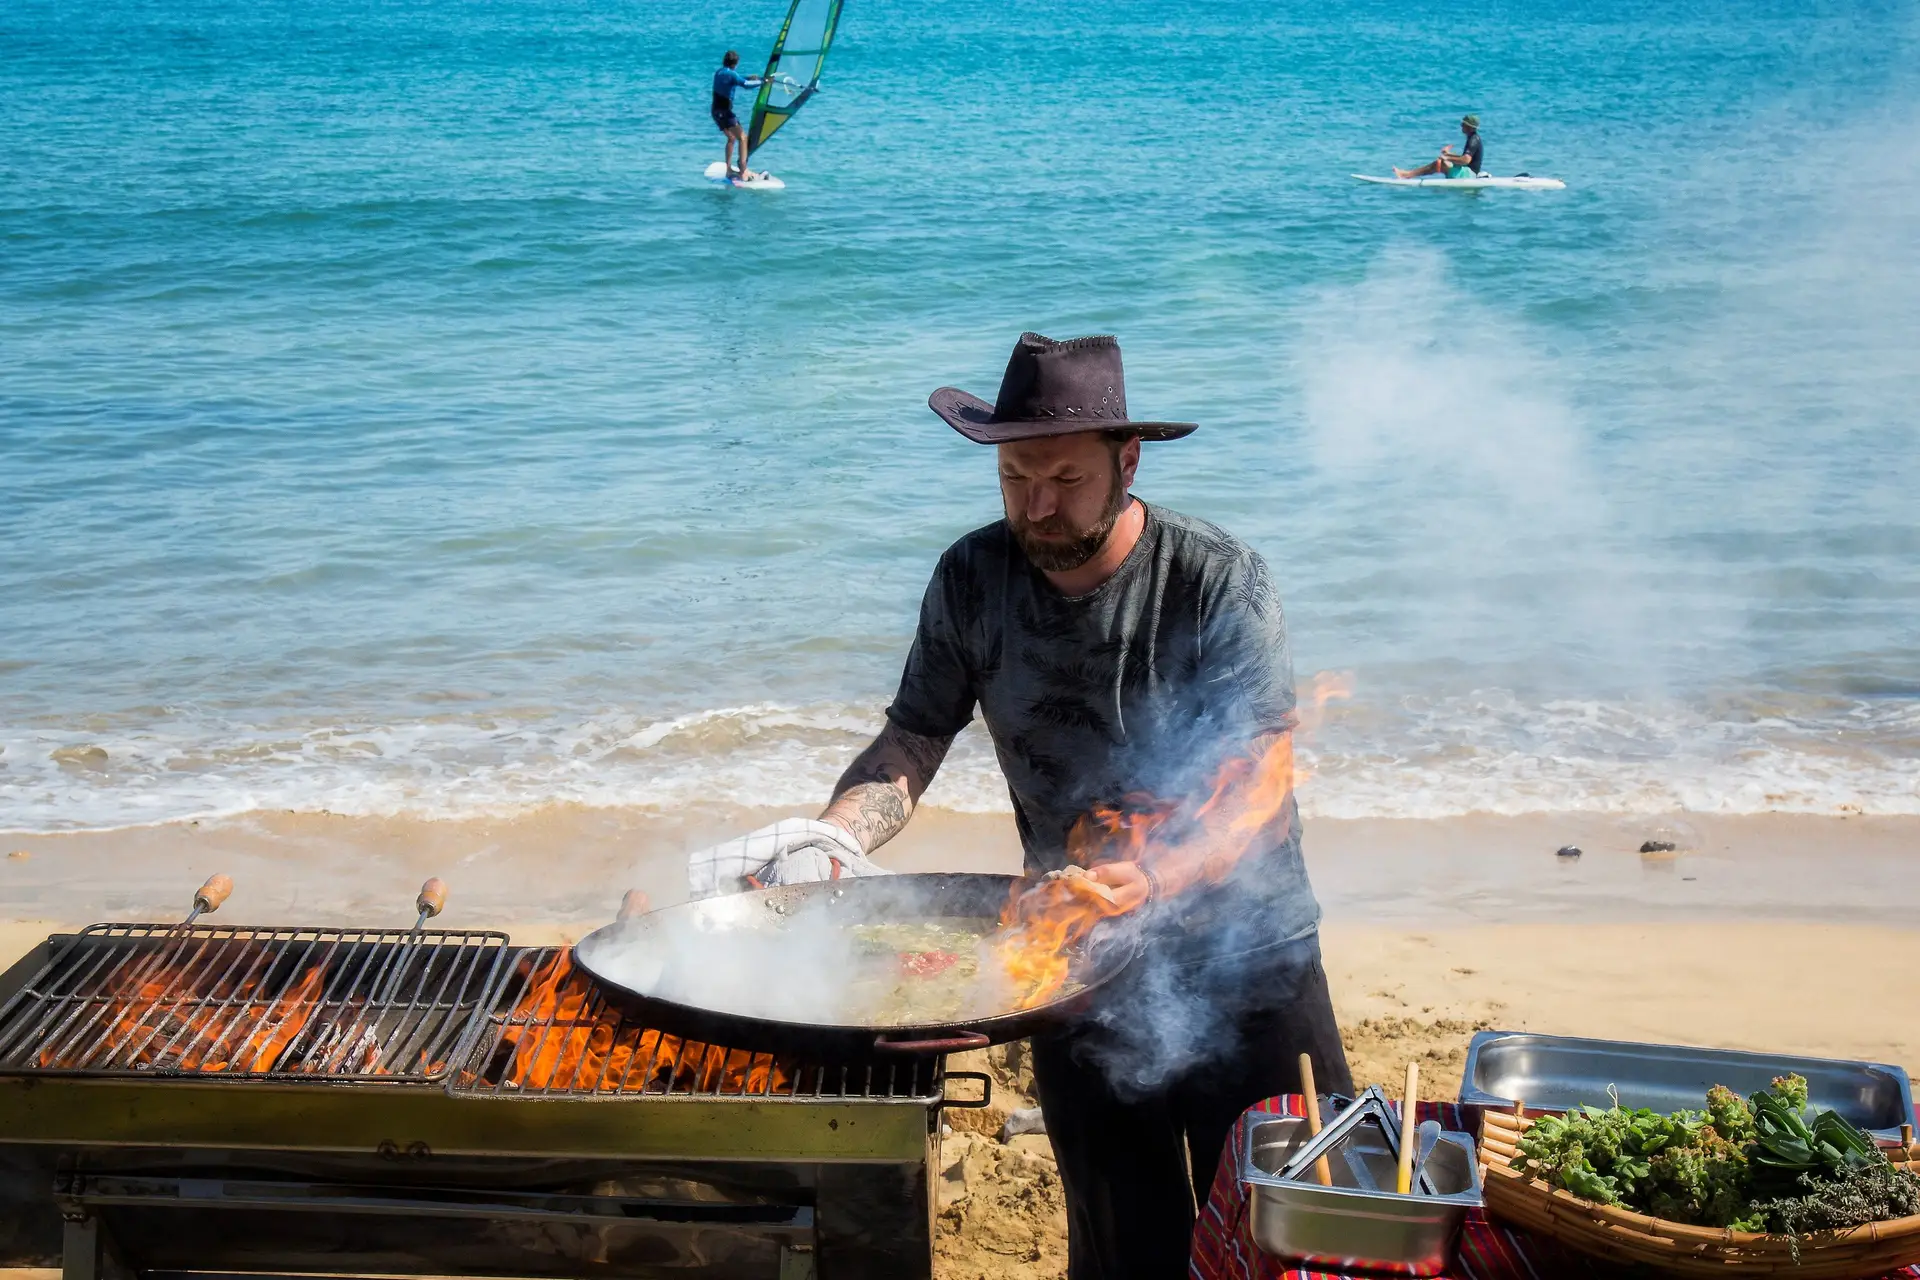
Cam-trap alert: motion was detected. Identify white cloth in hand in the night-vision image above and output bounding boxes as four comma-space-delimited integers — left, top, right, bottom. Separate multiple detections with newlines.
686, 818, 890, 899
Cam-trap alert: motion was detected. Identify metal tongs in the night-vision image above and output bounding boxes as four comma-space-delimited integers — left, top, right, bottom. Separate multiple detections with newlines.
1277, 1085, 1443, 1196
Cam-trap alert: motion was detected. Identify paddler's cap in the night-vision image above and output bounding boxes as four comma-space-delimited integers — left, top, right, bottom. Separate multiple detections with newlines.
1461, 114, 1480, 129
928, 333, 1198, 444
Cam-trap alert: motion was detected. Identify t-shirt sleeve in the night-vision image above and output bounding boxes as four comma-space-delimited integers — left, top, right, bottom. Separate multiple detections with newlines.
1196, 547, 1298, 736
884, 551, 978, 739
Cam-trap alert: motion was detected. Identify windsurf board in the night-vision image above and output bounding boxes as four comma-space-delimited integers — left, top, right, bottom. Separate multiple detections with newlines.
705, 161, 786, 190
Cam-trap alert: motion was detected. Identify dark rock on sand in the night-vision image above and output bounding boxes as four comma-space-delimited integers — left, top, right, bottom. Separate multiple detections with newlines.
1556, 845, 1582, 859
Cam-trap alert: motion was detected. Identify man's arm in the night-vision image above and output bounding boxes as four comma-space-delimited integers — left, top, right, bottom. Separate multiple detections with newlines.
818, 720, 955, 854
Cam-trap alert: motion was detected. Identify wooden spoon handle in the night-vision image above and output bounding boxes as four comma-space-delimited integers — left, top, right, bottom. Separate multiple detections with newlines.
1299, 1053, 1333, 1186
1397, 1061, 1420, 1195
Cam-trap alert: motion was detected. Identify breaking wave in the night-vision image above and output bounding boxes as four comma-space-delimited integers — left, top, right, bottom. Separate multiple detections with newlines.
4, 687, 1915, 833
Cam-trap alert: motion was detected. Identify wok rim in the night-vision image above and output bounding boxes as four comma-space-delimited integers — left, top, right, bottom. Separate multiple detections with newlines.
570, 872, 1138, 1056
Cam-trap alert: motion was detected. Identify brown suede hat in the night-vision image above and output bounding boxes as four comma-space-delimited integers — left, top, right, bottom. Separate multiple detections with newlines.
928, 332, 1198, 444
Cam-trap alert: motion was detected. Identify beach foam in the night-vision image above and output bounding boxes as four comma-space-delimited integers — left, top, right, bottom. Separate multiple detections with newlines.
5, 685, 1915, 833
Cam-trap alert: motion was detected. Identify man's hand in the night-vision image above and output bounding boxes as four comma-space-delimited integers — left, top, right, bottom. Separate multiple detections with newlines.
686, 818, 886, 899
1039, 862, 1152, 914
1084, 862, 1152, 913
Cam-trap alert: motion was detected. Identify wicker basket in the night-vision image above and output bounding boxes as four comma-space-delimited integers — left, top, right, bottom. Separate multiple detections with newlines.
1479, 1109, 1920, 1277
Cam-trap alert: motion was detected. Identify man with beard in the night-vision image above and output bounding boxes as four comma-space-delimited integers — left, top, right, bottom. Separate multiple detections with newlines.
685, 332, 1350, 1280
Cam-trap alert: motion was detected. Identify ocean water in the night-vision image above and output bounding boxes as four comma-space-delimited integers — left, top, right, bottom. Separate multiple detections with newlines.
3, 0, 1918, 832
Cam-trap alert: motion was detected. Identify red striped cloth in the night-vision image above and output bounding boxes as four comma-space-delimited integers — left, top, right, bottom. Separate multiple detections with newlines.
1189, 1095, 1920, 1280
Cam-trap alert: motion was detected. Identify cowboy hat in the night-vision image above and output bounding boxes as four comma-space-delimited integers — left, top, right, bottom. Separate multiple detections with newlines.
928, 332, 1198, 444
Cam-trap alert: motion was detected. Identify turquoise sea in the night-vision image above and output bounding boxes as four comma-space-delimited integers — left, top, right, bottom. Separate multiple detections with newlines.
3, 0, 1917, 831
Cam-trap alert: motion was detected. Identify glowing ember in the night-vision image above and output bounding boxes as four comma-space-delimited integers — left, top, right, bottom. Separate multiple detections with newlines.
498, 950, 791, 1094
42, 953, 329, 1074
32, 938, 465, 1077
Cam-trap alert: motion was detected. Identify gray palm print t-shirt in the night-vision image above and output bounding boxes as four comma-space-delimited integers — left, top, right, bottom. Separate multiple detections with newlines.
887, 501, 1322, 961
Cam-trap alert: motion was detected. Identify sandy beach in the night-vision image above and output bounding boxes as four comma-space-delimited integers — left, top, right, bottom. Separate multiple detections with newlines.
1, 805, 1914, 1280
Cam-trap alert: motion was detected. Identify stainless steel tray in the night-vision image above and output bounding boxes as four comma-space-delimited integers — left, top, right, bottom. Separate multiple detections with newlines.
1241, 1112, 1481, 1277
1458, 1031, 1915, 1140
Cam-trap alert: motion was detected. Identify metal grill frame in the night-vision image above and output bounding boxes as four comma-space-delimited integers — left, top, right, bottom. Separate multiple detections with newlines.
449, 946, 942, 1103
0, 923, 509, 1084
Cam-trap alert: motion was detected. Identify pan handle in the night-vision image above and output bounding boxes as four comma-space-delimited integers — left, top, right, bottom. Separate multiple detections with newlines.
872, 1030, 990, 1055
938, 1070, 993, 1111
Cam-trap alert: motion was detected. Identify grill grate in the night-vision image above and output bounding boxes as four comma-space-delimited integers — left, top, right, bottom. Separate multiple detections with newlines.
450, 947, 941, 1101
0, 924, 508, 1082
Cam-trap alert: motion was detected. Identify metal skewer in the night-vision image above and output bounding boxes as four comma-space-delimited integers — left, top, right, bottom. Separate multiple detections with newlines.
374, 878, 446, 1005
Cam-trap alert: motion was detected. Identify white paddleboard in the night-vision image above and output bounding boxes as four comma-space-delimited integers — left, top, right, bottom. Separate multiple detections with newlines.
1353, 172, 1566, 190
704, 161, 786, 190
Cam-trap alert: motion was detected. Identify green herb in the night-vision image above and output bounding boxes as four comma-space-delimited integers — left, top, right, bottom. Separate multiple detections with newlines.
1511, 1074, 1920, 1238
1751, 1159, 1920, 1234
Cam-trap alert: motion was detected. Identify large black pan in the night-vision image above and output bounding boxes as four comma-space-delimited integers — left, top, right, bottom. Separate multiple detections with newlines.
571, 873, 1139, 1059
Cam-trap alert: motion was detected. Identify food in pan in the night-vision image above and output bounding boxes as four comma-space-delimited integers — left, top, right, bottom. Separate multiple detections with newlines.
847, 918, 1088, 1023
849, 919, 992, 1023
1514, 1074, 1920, 1235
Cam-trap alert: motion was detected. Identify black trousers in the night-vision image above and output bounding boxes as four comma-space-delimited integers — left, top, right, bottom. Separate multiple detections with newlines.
1030, 936, 1352, 1280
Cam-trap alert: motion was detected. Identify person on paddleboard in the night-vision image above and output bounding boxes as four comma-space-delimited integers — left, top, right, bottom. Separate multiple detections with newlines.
712, 50, 766, 182
1395, 114, 1484, 179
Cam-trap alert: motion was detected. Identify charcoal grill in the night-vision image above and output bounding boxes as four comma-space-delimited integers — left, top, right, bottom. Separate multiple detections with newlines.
0, 915, 985, 1280
0, 922, 508, 1081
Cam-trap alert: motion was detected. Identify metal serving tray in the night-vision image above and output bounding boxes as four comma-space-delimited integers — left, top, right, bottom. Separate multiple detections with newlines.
1241, 1113, 1481, 1276
1458, 1031, 1915, 1140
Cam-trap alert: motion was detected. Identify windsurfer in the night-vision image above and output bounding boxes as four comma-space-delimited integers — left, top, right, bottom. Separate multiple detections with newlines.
711, 50, 765, 181
1395, 114, 1484, 179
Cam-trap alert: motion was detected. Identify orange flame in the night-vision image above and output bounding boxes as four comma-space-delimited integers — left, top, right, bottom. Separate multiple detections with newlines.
994, 675, 1354, 1009
45, 955, 329, 1073
497, 950, 790, 1094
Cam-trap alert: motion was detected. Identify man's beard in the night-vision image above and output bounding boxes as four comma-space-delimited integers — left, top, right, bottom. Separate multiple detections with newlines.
1010, 472, 1130, 573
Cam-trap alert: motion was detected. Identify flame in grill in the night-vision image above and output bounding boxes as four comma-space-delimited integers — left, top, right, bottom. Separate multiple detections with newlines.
989, 672, 1353, 1008
35, 939, 455, 1076
497, 950, 791, 1094
42, 956, 329, 1073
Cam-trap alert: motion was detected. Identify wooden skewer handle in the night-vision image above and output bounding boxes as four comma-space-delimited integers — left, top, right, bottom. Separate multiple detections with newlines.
618, 889, 651, 920
415, 878, 448, 919
193, 874, 233, 915
1397, 1061, 1420, 1195
1298, 1053, 1333, 1186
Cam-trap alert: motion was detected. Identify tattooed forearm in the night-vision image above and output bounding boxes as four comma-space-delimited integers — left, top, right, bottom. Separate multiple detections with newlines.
831, 782, 910, 853
818, 723, 955, 853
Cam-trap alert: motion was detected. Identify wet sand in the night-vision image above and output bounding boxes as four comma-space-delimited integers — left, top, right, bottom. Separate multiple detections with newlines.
2, 805, 1915, 928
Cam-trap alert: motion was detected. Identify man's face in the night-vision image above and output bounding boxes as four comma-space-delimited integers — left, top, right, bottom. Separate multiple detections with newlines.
997, 432, 1141, 572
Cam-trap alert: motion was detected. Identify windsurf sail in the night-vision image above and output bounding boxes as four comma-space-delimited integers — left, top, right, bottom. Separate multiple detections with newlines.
746, 0, 845, 157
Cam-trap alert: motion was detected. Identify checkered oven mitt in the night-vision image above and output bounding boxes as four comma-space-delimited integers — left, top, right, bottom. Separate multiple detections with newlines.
687, 818, 891, 899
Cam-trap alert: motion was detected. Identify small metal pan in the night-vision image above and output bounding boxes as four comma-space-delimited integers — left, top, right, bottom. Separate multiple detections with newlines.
572, 873, 1139, 1060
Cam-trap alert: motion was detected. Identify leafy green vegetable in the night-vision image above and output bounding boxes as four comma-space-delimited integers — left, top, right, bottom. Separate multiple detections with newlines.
1510, 1073, 1920, 1237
